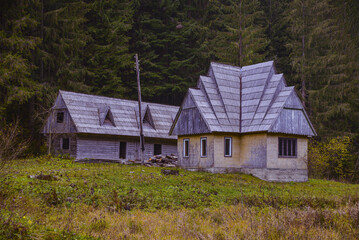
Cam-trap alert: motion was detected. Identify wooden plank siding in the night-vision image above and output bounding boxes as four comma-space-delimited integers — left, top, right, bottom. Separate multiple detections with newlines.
76, 135, 177, 161
51, 134, 77, 158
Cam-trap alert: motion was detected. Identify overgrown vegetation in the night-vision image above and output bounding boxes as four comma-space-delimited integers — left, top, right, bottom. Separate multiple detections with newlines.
308, 136, 359, 183
0, 120, 30, 174
0, 157, 358, 239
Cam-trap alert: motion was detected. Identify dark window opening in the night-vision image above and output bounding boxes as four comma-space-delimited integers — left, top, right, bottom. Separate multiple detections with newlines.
104, 113, 111, 124
278, 138, 297, 157
225, 137, 232, 157
57, 112, 64, 123
154, 144, 162, 155
62, 138, 69, 150
119, 142, 127, 159
201, 138, 207, 157
183, 139, 189, 157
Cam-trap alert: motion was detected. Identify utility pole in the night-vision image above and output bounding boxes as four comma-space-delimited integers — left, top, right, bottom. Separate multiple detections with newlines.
135, 54, 145, 164
239, 71, 242, 134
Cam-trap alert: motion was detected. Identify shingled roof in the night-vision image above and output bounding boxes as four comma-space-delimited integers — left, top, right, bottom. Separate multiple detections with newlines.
170, 61, 316, 136
52, 91, 179, 139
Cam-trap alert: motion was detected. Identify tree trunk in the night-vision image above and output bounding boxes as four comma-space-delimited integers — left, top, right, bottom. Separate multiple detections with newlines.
238, 0, 243, 67
301, 3, 306, 107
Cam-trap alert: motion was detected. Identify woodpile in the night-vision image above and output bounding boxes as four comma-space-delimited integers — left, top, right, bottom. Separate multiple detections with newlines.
145, 154, 178, 167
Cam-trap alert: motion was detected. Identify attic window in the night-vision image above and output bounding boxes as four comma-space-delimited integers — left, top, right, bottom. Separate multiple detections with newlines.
142, 107, 155, 129
104, 113, 112, 125
278, 138, 297, 158
98, 106, 115, 126
57, 112, 64, 123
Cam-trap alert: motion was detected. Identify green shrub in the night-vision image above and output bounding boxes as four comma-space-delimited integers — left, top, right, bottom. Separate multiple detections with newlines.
308, 136, 357, 181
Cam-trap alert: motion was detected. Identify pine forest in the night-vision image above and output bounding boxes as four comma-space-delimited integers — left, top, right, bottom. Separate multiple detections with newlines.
1, 0, 359, 167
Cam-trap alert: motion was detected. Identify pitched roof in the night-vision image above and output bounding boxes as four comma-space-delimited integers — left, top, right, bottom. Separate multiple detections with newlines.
171, 61, 316, 136
56, 91, 179, 139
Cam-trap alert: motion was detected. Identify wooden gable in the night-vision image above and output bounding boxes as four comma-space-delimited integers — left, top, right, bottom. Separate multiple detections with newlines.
171, 92, 210, 135
269, 90, 316, 136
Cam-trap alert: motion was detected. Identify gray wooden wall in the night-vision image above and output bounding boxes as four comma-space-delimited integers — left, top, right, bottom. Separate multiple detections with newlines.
76, 135, 177, 161
51, 134, 77, 158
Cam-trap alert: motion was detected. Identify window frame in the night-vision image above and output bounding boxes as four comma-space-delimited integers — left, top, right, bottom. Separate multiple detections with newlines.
224, 137, 232, 157
200, 137, 207, 158
62, 137, 70, 150
183, 139, 189, 157
278, 137, 297, 158
57, 111, 64, 123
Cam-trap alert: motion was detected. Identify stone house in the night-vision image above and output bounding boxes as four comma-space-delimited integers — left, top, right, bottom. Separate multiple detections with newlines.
43, 91, 179, 161
169, 61, 316, 182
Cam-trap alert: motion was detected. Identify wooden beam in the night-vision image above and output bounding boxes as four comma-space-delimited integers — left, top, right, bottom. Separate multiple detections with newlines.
135, 54, 145, 164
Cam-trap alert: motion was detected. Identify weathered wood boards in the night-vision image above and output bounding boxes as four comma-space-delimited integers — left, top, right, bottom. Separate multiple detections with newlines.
170, 60, 316, 137
43, 91, 179, 161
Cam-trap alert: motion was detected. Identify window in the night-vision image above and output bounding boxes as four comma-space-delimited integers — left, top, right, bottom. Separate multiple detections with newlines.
119, 142, 127, 159
183, 139, 189, 157
57, 112, 64, 123
62, 138, 69, 150
154, 144, 162, 155
104, 113, 112, 125
200, 137, 207, 157
224, 137, 232, 157
278, 138, 297, 157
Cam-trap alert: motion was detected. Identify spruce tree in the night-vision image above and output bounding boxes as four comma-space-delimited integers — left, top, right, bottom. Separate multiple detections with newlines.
0, 0, 41, 120
206, 0, 269, 66
41, 0, 91, 92
84, 0, 134, 98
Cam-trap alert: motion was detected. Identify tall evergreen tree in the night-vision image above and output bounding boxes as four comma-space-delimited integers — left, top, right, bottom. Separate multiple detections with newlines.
130, 0, 209, 105
206, 0, 270, 66
286, 0, 359, 136
0, 0, 41, 121
40, 0, 91, 92
84, 0, 134, 98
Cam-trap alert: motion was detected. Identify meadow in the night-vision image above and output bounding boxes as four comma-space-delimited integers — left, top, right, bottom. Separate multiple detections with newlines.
1, 156, 358, 239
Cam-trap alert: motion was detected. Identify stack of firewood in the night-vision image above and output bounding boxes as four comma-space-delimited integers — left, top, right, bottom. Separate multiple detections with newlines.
145, 154, 178, 167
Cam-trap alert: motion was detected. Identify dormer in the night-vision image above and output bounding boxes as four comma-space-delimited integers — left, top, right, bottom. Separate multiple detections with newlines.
143, 105, 155, 129
98, 106, 115, 127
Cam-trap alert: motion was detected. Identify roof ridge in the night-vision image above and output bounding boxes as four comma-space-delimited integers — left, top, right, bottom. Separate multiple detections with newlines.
207, 66, 232, 127
260, 74, 285, 125
59, 90, 179, 109
248, 63, 275, 126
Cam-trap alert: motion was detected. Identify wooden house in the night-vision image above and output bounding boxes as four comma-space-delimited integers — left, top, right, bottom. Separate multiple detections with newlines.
43, 91, 179, 161
170, 61, 316, 182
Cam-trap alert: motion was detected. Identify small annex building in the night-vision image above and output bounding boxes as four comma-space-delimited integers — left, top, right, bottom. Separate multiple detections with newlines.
44, 91, 179, 161
170, 61, 316, 182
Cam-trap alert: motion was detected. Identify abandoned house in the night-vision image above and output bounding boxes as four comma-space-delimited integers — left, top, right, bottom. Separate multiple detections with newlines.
170, 61, 316, 182
43, 91, 179, 161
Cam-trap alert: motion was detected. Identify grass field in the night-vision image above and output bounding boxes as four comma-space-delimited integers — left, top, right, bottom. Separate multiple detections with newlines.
1, 156, 358, 239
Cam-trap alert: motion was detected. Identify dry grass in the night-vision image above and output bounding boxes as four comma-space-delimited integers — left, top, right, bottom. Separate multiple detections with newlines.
6, 200, 359, 239
1, 156, 358, 239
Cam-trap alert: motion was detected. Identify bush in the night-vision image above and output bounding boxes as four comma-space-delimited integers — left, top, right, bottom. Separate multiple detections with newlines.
308, 136, 357, 182
0, 120, 30, 174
